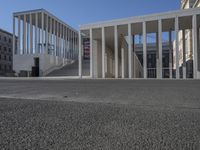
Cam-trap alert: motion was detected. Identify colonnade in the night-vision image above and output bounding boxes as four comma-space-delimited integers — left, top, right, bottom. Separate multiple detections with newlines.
13, 9, 78, 60
79, 9, 199, 79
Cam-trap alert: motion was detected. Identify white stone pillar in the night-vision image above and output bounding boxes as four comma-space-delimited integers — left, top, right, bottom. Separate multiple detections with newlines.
56, 22, 59, 56
63, 26, 65, 59
133, 35, 136, 78
128, 23, 133, 78
158, 19, 163, 79
46, 15, 49, 54
41, 12, 44, 54
13, 16, 16, 56
30, 14, 33, 54
17, 16, 20, 55
121, 48, 125, 78
66, 28, 68, 59
79, 30, 82, 77
72, 31, 73, 59
49, 18, 52, 55
169, 30, 173, 79
27, 16, 29, 54
35, 13, 38, 54
23, 14, 26, 54
72, 31, 74, 59
143, 22, 147, 79
90, 28, 93, 78
175, 17, 179, 79
114, 25, 118, 78
54, 20, 56, 56
69, 29, 71, 59
102, 27, 105, 78
182, 30, 186, 79
192, 15, 198, 79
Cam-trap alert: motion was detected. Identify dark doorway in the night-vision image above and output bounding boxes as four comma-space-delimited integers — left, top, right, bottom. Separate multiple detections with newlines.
32, 57, 39, 77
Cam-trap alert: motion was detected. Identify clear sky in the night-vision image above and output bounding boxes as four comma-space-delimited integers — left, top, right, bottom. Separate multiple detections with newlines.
0, 0, 180, 33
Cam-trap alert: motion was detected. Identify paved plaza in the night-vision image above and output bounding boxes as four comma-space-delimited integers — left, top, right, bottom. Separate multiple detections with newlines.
0, 79, 200, 149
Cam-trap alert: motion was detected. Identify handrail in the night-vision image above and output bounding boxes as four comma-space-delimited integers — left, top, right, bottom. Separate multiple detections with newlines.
120, 35, 143, 78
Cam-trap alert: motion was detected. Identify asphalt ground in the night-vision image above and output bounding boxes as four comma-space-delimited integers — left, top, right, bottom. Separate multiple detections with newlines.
0, 79, 200, 149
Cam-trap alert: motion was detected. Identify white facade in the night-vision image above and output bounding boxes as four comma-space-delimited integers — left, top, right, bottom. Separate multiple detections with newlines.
79, 7, 200, 79
13, 9, 78, 76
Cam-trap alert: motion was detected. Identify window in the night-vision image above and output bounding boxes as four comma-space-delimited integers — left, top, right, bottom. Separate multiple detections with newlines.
0, 54, 1, 60
9, 56, 11, 61
4, 47, 6, 51
8, 38, 11, 43
9, 65, 12, 70
4, 65, 6, 71
4, 37, 7, 42
4, 55, 6, 60
0, 35, 1, 40
9, 48, 11, 52
0, 46, 1, 50
0, 65, 1, 70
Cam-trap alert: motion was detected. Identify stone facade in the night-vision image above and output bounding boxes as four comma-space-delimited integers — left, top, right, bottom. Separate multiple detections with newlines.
0, 29, 16, 76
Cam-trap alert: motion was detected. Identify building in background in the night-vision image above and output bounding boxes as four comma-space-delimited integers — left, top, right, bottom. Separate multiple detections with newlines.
79, 7, 200, 79
174, 0, 200, 78
13, 9, 78, 77
0, 29, 16, 76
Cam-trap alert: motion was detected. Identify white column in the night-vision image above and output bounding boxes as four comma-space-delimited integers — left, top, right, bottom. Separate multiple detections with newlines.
102, 27, 105, 78
54, 20, 56, 56
46, 15, 49, 54
169, 30, 173, 79
121, 48, 125, 78
133, 35, 136, 78
56, 22, 59, 56
143, 22, 147, 79
58, 23, 61, 57
79, 30, 82, 77
158, 19, 163, 79
90, 28, 93, 78
182, 30, 186, 79
30, 13, 33, 54
13, 16, 16, 56
66, 28, 69, 59
17, 16, 20, 55
69, 29, 71, 59
35, 13, 38, 54
175, 17, 179, 79
192, 15, 198, 79
41, 12, 44, 54
114, 25, 118, 78
63, 26, 65, 59
128, 23, 133, 78
23, 14, 26, 54
62, 25, 65, 62
27, 16, 29, 54
71, 30, 73, 59
72, 31, 74, 59
66, 28, 68, 59
50, 18, 53, 55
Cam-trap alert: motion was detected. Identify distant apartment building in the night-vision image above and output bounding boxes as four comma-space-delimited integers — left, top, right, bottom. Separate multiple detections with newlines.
0, 29, 16, 76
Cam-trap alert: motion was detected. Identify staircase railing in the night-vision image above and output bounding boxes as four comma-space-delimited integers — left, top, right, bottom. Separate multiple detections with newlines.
120, 35, 143, 78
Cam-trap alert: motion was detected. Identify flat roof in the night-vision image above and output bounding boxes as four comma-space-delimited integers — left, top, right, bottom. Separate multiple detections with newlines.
0, 28, 13, 37
14, 8, 77, 33
80, 7, 200, 30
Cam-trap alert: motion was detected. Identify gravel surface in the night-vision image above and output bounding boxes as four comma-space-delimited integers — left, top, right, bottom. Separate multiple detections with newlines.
0, 79, 200, 149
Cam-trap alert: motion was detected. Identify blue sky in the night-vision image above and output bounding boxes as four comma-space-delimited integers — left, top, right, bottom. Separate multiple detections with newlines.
0, 0, 180, 33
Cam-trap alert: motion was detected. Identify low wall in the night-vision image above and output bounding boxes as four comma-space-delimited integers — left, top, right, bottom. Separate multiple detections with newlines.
13, 54, 66, 76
